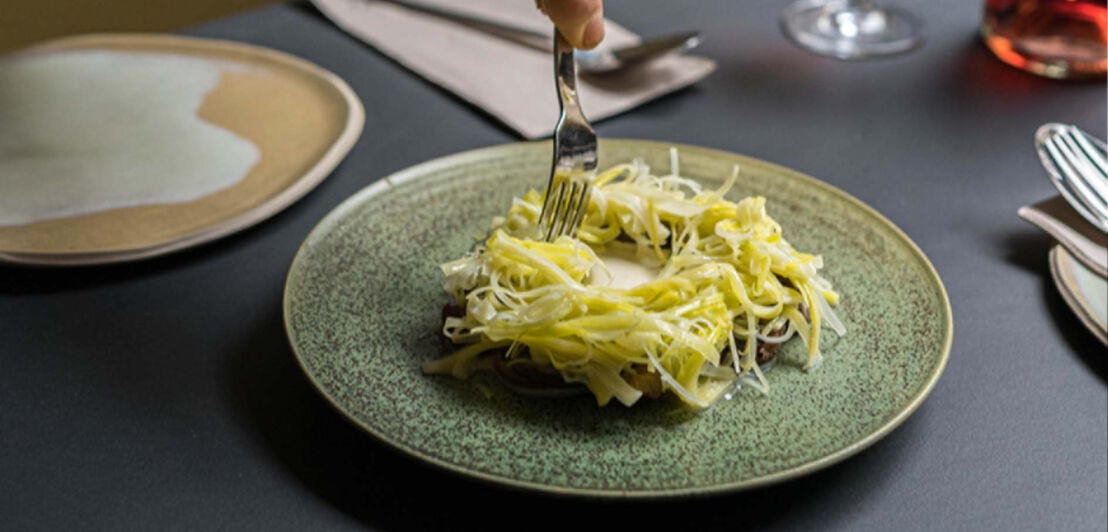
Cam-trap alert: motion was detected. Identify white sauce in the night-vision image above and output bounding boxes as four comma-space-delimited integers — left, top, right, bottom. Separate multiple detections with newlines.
591, 242, 662, 289
0, 50, 260, 226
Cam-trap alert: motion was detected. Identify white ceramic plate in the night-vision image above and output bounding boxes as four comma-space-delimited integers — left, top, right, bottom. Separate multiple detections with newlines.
0, 34, 364, 266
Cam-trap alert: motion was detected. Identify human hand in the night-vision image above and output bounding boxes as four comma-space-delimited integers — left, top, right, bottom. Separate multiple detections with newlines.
535, 0, 605, 50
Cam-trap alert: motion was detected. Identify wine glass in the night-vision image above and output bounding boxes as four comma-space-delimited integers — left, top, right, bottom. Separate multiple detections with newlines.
781, 0, 924, 60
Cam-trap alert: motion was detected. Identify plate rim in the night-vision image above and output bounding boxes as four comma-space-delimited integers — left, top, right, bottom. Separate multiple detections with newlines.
282, 139, 954, 498
0, 32, 366, 267
1049, 245, 1108, 345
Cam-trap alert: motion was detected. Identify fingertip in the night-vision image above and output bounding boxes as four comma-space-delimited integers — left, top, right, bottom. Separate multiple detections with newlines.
579, 12, 605, 50
541, 0, 605, 49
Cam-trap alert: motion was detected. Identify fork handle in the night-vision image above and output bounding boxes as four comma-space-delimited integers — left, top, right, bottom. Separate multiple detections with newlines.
554, 31, 589, 129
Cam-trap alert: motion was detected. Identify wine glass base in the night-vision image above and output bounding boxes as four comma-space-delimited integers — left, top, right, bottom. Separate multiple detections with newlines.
781, 0, 924, 60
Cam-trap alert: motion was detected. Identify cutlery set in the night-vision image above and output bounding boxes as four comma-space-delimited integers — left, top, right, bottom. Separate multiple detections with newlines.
1021, 122, 1108, 344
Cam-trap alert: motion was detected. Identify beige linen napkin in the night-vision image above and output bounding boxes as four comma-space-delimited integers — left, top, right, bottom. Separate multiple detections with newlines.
1019, 196, 1108, 278
311, 0, 716, 138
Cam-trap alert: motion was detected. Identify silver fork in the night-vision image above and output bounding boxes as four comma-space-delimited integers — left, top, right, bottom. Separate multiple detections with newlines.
537, 30, 598, 242
1036, 123, 1108, 233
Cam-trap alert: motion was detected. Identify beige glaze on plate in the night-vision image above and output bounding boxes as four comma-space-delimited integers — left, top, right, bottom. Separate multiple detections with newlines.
0, 50, 260, 226
0, 34, 364, 266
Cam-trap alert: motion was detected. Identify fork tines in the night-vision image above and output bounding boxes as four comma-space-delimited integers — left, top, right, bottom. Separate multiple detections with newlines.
1038, 123, 1108, 232
538, 170, 592, 241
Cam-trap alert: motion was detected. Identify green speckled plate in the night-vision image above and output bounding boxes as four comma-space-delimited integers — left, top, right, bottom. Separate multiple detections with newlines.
283, 140, 953, 498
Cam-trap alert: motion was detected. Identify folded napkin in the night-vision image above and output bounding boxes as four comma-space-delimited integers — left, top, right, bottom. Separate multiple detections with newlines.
311, 0, 716, 138
1019, 196, 1108, 278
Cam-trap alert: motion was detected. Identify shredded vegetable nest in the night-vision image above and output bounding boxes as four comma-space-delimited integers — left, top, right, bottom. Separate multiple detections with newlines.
423, 149, 844, 408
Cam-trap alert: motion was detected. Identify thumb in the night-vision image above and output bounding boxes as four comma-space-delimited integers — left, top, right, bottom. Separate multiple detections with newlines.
536, 0, 605, 49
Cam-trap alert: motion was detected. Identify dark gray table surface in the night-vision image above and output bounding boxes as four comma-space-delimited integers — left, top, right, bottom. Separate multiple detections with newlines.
2, 1, 1106, 530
